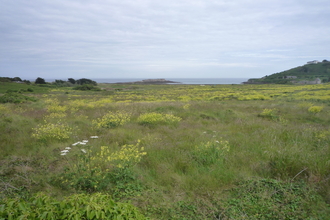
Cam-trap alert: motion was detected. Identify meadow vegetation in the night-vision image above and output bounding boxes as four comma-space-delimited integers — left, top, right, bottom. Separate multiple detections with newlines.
1, 81, 330, 219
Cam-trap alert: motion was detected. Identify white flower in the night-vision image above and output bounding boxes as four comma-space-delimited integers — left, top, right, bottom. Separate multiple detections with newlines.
79, 142, 87, 145
81, 149, 87, 153
82, 140, 88, 143
90, 136, 99, 139
203, 132, 207, 134
215, 141, 219, 143
72, 142, 79, 146
61, 150, 69, 153
65, 147, 71, 150
60, 152, 67, 156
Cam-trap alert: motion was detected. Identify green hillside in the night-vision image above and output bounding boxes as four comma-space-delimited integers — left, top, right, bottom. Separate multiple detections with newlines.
246, 59, 330, 84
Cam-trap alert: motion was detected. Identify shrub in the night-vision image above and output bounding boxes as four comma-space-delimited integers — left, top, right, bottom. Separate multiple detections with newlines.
73, 84, 100, 91
95, 140, 147, 169
137, 112, 181, 126
93, 111, 131, 128
0, 192, 146, 220
58, 140, 146, 194
76, 78, 97, 86
35, 77, 46, 84
0, 93, 37, 103
258, 108, 278, 121
308, 106, 324, 115
32, 121, 73, 141
47, 104, 67, 113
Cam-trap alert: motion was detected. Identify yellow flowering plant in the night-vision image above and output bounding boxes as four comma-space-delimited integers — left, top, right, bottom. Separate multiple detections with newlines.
32, 121, 73, 141
93, 111, 131, 128
258, 108, 279, 121
193, 138, 230, 166
59, 139, 146, 196
308, 106, 324, 115
137, 112, 181, 126
93, 140, 147, 169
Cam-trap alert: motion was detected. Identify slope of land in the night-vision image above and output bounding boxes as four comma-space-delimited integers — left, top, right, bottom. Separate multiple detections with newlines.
245, 59, 330, 84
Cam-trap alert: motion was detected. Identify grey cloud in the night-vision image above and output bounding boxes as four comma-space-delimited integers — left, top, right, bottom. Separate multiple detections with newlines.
1, 0, 330, 78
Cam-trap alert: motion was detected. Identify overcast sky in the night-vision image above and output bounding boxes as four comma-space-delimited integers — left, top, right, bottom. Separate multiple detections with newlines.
1, 0, 330, 80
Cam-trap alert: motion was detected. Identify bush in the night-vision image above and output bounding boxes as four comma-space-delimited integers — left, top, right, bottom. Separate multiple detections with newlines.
73, 84, 101, 91
35, 77, 46, 84
258, 108, 279, 121
32, 122, 73, 141
0, 93, 37, 103
76, 78, 97, 86
0, 193, 146, 219
58, 140, 146, 195
308, 106, 324, 115
137, 112, 181, 126
93, 111, 131, 128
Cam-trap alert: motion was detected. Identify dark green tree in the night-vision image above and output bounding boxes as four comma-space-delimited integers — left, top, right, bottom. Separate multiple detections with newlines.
76, 78, 97, 86
68, 78, 76, 84
12, 77, 22, 81
35, 77, 46, 84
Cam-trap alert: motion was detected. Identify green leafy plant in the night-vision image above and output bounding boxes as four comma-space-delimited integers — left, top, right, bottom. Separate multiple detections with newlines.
0, 192, 146, 219
0, 93, 37, 103
58, 140, 146, 195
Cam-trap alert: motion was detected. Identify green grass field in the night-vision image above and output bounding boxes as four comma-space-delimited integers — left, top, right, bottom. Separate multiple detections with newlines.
1, 82, 330, 219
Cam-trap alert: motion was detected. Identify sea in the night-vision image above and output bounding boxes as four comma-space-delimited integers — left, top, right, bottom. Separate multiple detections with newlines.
42, 78, 249, 84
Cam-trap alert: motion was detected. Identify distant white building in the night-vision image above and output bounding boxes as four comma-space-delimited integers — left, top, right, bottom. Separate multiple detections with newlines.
283, 76, 297, 79
307, 60, 319, 64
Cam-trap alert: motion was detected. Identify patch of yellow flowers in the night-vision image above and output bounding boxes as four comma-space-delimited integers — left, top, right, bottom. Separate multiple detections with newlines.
137, 112, 181, 126
91, 140, 147, 169
32, 120, 73, 141
308, 106, 324, 115
195, 138, 230, 154
314, 130, 330, 142
93, 111, 131, 128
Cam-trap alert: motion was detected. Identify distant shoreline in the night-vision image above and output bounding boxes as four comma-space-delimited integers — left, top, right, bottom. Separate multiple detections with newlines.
27, 78, 248, 84
113, 79, 180, 84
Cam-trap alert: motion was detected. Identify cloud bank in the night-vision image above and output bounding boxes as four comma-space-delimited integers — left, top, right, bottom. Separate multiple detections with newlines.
1, 0, 330, 79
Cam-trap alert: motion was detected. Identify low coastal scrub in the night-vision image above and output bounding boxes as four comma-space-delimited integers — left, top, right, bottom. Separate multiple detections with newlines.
0, 92, 37, 103
1, 82, 330, 219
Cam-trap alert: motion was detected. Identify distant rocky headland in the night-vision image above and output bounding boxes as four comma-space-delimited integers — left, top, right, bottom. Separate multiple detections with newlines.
115, 79, 180, 84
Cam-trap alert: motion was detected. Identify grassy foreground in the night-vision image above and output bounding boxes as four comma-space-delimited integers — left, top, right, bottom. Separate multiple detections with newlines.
1, 82, 330, 219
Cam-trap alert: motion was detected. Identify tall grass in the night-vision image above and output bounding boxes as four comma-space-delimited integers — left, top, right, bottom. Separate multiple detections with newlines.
1, 82, 330, 218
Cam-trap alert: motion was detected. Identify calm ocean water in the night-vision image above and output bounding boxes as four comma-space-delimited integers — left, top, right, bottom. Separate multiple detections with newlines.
93, 78, 248, 84
41, 78, 248, 84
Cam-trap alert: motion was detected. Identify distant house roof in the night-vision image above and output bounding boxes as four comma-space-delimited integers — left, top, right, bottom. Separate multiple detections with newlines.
307, 60, 319, 64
